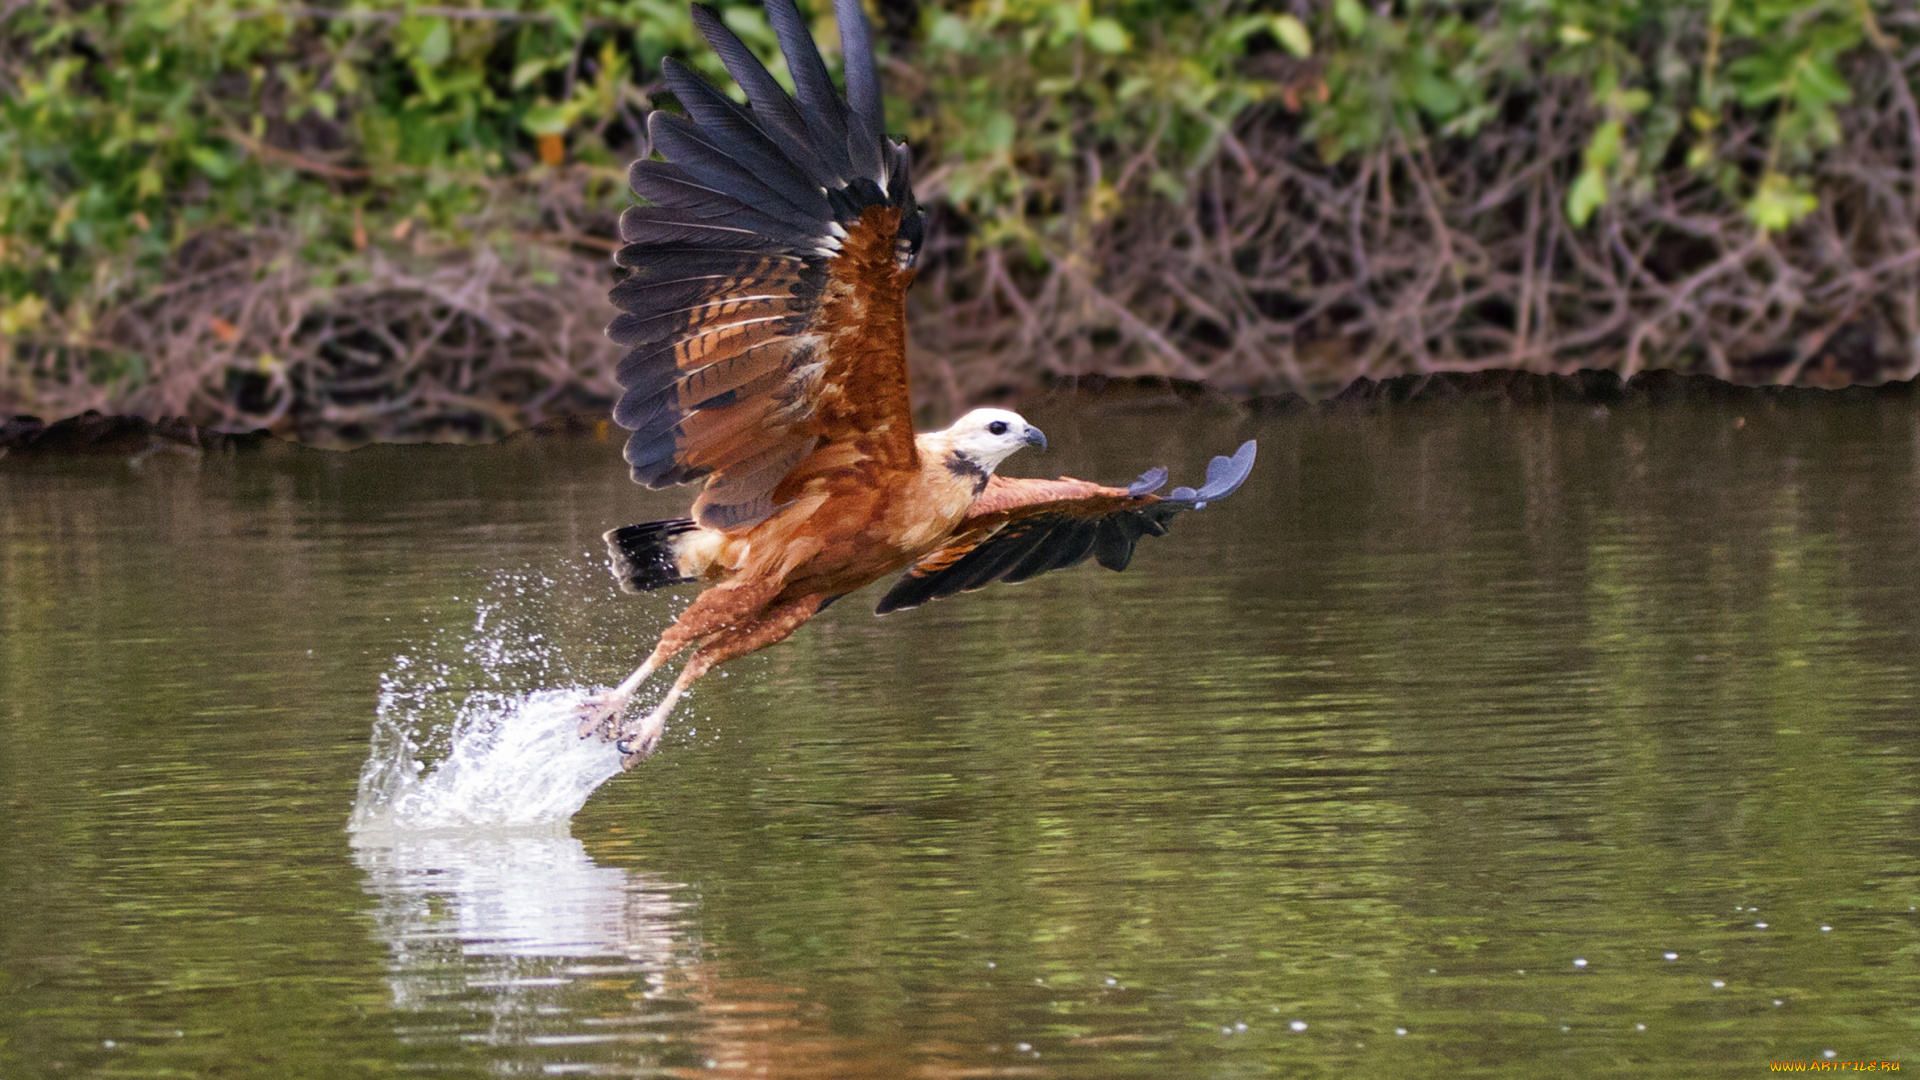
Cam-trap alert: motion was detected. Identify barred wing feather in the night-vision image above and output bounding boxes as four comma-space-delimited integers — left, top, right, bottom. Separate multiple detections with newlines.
607, 0, 923, 532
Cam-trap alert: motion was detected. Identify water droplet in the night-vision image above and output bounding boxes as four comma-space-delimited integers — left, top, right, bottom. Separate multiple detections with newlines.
1290, 1020, 1308, 1032
1711, 980, 1726, 989
1573, 958, 1587, 968
1664, 952, 1679, 961
1395, 1028, 1408, 1037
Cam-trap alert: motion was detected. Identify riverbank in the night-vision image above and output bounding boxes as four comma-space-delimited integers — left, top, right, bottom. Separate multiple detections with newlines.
7, 368, 1915, 461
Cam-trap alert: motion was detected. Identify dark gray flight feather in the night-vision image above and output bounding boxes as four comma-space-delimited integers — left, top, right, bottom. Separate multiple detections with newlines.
763, 0, 853, 178
607, 0, 923, 498
874, 440, 1258, 614
688, 4, 839, 188
833, 0, 885, 184
658, 57, 831, 222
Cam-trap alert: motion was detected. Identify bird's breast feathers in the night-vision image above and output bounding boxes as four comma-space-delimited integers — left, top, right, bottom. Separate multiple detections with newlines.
888, 461, 981, 552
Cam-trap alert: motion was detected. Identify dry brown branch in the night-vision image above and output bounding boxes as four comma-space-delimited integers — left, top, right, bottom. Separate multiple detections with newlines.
11, 35, 1920, 440
907, 41, 1920, 401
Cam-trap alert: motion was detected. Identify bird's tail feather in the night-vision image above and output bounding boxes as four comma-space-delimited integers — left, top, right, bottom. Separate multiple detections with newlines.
605, 518, 699, 593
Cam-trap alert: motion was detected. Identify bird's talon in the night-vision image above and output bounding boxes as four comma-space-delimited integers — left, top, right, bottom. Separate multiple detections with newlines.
615, 732, 658, 770
573, 693, 627, 741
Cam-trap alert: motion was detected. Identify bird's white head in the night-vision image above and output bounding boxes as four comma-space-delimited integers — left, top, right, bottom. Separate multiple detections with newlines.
942, 408, 1047, 475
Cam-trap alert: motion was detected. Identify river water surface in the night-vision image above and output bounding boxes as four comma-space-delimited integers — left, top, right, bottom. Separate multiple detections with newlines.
2, 399, 1916, 1077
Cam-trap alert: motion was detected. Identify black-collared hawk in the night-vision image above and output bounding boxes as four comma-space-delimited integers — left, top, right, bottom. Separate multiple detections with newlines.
578, 0, 1258, 767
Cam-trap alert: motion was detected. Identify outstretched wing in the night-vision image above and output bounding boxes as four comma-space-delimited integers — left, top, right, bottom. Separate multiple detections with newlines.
608, 0, 924, 531
876, 440, 1258, 614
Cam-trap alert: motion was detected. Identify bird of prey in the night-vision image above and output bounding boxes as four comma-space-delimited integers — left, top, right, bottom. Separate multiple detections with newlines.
577, 0, 1257, 767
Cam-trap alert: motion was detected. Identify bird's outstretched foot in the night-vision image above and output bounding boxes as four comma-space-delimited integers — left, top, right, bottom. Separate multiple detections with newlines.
574, 691, 630, 741
611, 692, 678, 770
614, 729, 661, 771
613, 715, 666, 770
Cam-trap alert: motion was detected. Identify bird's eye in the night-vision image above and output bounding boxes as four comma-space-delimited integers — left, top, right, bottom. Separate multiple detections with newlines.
987, 421, 1009, 435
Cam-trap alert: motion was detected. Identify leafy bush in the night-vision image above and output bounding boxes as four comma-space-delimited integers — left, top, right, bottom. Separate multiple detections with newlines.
0, 0, 1907, 435
1, 0, 738, 430
905, 0, 1905, 393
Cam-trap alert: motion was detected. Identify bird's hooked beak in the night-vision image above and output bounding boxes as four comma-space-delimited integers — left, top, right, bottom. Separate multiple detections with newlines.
1024, 424, 1048, 450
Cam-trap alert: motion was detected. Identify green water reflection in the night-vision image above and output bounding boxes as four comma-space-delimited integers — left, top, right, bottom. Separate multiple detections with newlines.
2, 400, 1917, 1077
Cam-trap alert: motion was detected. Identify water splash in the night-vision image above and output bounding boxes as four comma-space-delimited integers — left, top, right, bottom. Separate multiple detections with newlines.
349, 687, 625, 833
348, 569, 631, 834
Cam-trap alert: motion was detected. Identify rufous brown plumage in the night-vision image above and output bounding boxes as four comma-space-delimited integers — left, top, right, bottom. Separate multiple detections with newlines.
580, 0, 1256, 767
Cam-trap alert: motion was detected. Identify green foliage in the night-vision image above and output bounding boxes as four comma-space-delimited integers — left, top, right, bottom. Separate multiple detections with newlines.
912, 0, 1269, 253
1294, 0, 1868, 232
0, 0, 777, 371
910, 0, 1879, 269
0, 0, 1895, 412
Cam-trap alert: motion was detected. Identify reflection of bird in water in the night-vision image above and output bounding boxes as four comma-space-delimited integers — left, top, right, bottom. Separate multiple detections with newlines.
351, 831, 936, 1078
578, 0, 1257, 767
351, 832, 688, 1042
